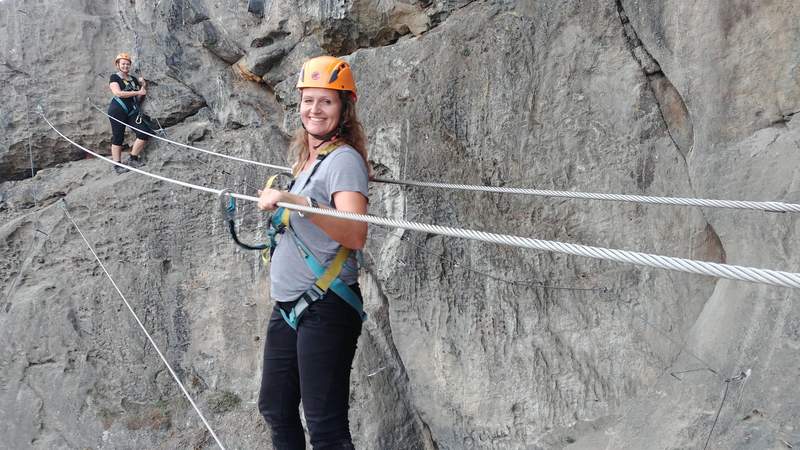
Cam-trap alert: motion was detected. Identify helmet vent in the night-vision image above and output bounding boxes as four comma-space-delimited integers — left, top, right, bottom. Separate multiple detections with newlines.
329, 67, 340, 83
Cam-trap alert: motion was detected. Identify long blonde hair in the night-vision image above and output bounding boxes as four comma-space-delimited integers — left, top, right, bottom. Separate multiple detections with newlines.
288, 91, 369, 175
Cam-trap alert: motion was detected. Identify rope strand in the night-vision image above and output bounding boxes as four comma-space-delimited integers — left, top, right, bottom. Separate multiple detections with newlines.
88, 100, 800, 214
40, 113, 800, 290
60, 202, 226, 450
89, 101, 291, 172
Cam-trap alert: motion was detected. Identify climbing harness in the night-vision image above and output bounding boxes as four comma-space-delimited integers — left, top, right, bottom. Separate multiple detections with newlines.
113, 96, 138, 117
112, 75, 141, 118
40, 112, 800, 289
219, 141, 367, 329
111, 72, 161, 136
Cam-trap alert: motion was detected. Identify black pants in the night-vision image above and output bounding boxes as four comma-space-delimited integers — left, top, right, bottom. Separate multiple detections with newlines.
258, 286, 363, 449
108, 103, 152, 146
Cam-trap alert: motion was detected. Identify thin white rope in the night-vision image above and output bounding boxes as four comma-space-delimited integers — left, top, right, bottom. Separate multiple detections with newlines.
59, 202, 226, 450
89, 101, 292, 172
42, 113, 800, 289
88, 101, 800, 214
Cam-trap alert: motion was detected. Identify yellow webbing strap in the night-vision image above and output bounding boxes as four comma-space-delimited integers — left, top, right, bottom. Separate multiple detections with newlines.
316, 141, 340, 156
279, 208, 290, 227
264, 173, 282, 189
264, 174, 293, 227
314, 246, 351, 291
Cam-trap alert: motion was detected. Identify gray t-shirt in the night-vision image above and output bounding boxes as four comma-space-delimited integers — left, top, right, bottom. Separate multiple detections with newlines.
270, 145, 369, 302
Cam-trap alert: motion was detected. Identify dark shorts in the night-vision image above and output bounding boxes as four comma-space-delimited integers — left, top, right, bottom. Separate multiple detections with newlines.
108, 103, 152, 146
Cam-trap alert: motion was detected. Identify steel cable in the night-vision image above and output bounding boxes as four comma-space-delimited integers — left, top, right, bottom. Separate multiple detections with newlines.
89, 101, 292, 172
41, 113, 800, 289
87, 100, 800, 214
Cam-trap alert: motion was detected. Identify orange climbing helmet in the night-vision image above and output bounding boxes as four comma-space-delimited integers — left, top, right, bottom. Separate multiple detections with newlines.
114, 52, 132, 67
296, 56, 357, 98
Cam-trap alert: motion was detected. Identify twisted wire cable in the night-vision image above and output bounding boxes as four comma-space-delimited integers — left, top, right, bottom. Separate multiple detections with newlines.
42, 113, 800, 289
372, 177, 800, 213
88, 101, 292, 172
281, 203, 800, 289
41, 112, 254, 203
60, 202, 226, 450
87, 100, 800, 214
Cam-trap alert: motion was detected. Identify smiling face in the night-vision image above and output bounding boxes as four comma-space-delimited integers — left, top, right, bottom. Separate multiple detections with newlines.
300, 87, 343, 139
117, 58, 131, 74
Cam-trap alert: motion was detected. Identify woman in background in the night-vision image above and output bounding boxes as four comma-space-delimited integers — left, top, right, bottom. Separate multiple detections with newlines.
107, 52, 152, 174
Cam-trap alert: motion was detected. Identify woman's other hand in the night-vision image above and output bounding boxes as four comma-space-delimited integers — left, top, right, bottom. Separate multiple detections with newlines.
258, 188, 285, 211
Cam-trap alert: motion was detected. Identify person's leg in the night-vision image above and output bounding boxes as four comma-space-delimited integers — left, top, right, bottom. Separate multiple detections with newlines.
130, 138, 147, 157
109, 113, 129, 173
129, 116, 153, 159
111, 145, 123, 162
259, 303, 306, 450
297, 288, 363, 449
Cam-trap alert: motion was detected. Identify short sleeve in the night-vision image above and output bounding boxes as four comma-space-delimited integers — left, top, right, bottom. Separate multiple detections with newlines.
324, 149, 369, 204
109, 74, 121, 84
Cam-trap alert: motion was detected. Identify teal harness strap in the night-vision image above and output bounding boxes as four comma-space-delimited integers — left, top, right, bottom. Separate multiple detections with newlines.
278, 231, 366, 331
113, 76, 140, 117
113, 97, 138, 116
266, 142, 367, 330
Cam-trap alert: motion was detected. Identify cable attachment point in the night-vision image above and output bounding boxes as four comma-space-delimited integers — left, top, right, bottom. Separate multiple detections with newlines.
725, 368, 750, 383
219, 188, 236, 223
219, 188, 270, 251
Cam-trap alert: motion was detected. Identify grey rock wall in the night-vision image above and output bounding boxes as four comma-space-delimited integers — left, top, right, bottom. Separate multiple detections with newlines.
1, 0, 798, 449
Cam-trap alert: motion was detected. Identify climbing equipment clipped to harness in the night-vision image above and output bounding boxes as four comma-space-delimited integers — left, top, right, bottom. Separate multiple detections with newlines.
219, 141, 367, 329
219, 172, 292, 265
112, 75, 142, 119
219, 188, 270, 251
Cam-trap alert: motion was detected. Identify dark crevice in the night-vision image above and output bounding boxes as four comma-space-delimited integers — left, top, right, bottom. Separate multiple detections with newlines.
427, 0, 477, 31
1, 60, 31, 77
200, 22, 245, 65
770, 109, 800, 128
615, 0, 694, 161
26, 358, 56, 368
316, 0, 477, 56
693, 222, 727, 265
251, 28, 290, 48
247, 0, 266, 18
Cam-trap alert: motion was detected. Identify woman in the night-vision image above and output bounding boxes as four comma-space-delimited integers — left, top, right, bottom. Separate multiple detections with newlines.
107, 52, 152, 174
257, 55, 370, 450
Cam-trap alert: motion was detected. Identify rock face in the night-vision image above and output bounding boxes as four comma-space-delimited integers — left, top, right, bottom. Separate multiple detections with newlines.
1, 1, 798, 449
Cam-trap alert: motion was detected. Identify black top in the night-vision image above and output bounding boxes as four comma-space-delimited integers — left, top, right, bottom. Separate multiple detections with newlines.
109, 73, 141, 112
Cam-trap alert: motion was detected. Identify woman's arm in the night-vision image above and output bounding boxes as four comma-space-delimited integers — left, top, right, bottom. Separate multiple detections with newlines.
137, 77, 147, 100
109, 82, 146, 98
257, 189, 368, 250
